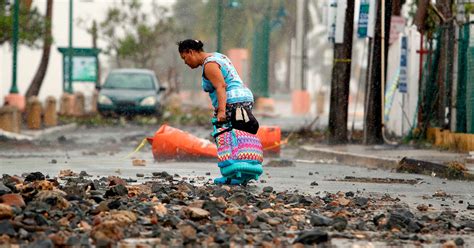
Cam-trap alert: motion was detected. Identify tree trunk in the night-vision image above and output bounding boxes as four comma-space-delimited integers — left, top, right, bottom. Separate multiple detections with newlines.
413, 0, 430, 32
91, 20, 101, 85
363, 0, 392, 144
25, 0, 53, 98
434, 0, 452, 128
328, 0, 355, 144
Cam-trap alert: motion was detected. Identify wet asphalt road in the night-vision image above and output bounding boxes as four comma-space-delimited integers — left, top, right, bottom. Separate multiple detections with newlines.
1, 124, 473, 215
1, 124, 474, 246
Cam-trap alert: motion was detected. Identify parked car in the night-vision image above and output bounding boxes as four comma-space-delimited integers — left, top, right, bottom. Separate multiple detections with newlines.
97, 69, 166, 117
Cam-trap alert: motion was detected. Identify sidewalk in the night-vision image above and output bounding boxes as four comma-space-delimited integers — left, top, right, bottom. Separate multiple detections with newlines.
0, 123, 77, 141
297, 144, 474, 181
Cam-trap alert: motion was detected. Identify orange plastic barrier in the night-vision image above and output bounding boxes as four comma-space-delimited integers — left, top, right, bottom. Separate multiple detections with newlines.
256, 126, 281, 155
147, 124, 217, 161
146, 125, 282, 160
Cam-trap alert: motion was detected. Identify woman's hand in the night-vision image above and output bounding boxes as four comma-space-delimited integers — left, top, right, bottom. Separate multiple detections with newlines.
217, 109, 226, 122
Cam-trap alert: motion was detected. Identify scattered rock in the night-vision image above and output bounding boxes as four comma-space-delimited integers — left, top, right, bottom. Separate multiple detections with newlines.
262, 186, 273, 193
467, 203, 474, 210
417, 204, 429, 212
104, 185, 128, 198
310, 214, 332, 227
433, 190, 449, 198
0, 220, 16, 236
294, 229, 329, 245
0, 183, 12, 196
0, 168, 468, 247
228, 192, 248, 206
132, 159, 146, 166
0, 194, 25, 208
185, 207, 210, 220
24, 172, 45, 182
354, 197, 369, 207
331, 216, 348, 231
59, 169, 77, 178
0, 204, 13, 219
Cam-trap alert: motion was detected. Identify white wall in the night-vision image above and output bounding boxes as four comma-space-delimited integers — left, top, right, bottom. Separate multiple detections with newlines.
385, 27, 420, 136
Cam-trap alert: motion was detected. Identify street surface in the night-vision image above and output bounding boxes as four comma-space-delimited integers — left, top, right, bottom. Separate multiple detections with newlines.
1, 123, 473, 246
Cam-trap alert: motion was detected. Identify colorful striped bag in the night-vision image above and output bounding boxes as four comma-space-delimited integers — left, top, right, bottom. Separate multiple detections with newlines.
212, 119, 263, 184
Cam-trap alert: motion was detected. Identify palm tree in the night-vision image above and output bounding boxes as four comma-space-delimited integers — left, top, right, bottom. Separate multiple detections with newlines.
26, 0, 53, 98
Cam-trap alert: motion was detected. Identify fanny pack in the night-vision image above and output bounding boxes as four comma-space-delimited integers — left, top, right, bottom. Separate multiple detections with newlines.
231, 106, 259, 134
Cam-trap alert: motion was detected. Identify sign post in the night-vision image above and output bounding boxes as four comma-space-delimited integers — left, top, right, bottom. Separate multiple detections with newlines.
57, 48, 101, 92
399, 36, 408, 93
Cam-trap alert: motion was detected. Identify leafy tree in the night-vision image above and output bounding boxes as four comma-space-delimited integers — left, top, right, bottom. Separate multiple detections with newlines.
171, 0, 300, 93
0, 0, 45, 47
92, 0, 174, 69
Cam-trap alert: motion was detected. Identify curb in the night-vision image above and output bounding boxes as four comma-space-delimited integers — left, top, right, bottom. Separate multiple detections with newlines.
297, 146, 399, 170
0, 123, 78, 141
297, 146, 474, 181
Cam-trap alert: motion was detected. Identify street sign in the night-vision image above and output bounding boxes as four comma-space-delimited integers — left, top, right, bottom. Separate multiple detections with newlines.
57, 47, 100, 91
357, 0, 370, 38
64, 56, 97, 82
367, 0, 376, 37
399, 36, 408, 93
327, 0, 337, 42
335, 0, 347, 44
390, 16, 405, 44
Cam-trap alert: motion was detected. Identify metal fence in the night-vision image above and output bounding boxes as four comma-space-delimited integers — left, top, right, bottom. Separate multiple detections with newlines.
457, 22, 474, 133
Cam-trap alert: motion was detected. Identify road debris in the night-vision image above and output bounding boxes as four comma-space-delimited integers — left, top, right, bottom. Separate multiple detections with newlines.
0, 171, 472, 247
328, 176, 423, 185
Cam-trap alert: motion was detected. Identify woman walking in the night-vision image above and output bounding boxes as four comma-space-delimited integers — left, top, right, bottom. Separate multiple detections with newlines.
177, 39, 262, 185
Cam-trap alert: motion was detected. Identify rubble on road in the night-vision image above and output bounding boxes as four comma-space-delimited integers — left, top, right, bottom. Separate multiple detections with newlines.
0, 171, 472, 247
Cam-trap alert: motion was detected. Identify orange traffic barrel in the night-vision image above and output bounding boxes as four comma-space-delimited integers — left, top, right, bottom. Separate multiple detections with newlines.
256, 126, 281, 155
147, 124, 217, 161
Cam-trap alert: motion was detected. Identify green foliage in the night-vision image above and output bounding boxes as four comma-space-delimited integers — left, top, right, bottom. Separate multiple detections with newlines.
59, 115, 119, 127
0, 0, 46, 47
92, 0, 175, 68
465, 3, 474, 14
408, 0, 449, 37
161, 105, 213, 126
172, 0, 297, 53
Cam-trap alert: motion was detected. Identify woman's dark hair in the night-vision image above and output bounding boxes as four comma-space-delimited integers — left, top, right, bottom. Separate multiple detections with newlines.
177, 39, 204, 53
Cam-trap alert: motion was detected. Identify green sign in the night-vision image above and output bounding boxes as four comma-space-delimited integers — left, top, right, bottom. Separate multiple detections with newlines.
357, 1, 370, 38
57, 47, 100, 90
65, 56, 97, 82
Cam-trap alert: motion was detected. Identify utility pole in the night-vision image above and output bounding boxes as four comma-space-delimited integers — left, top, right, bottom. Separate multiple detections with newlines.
328, 0, 355, 144
294, 0, 305, 91
363, 0, 392, 144
4, 0, 25, 111
10, 0, 19, 94
216, 0, 223, 53
67, 0, 73, 94
250, 1, 272, 98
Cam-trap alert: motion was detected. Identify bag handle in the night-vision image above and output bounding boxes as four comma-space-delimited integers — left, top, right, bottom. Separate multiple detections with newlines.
211, 118, 233, 138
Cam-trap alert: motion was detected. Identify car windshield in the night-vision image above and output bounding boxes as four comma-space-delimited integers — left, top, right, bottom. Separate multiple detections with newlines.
103, 73, 155, 90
